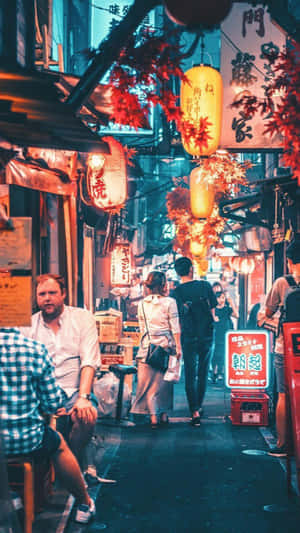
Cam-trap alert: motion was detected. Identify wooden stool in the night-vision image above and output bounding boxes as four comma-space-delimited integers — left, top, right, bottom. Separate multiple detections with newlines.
7, 456, 34, 533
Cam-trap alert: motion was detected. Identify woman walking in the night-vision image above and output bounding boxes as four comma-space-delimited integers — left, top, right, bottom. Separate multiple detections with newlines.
131, 271, 182, 428
211, 290, 237, 383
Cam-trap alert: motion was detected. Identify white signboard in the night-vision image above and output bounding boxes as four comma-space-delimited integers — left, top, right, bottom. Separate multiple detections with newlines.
220, 3, 285, 150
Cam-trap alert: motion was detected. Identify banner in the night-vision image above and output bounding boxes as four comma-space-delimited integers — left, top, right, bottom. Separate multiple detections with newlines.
226, 330, 269, 389
220, 2, 285, 150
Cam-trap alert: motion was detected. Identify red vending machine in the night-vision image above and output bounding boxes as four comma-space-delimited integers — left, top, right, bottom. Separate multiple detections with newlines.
225, 331, 270, 426
283, 322, 300, 493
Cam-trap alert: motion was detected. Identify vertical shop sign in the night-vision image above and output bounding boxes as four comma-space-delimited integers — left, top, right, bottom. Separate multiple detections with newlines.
111, 242, 131, 286
220, 2, 285, 149
226, 330, 269, 389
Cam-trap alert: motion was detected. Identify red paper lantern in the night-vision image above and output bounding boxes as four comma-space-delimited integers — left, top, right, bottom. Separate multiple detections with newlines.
190, 166, 215, 219
164, 0, 233, 28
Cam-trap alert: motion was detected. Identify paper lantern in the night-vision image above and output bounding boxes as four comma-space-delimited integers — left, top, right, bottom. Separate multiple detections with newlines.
85, 137, 127, 211
229, 256, 255, 275
195, 259, 209, 277
164, 0, 233, 27
190, 166, 215, 219
111, 242, 132, 287
181, 65, 223, 157
190, 240, 207, 257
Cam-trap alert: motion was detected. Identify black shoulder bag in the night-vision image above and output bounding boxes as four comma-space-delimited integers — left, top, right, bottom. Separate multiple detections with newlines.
142, 302, 170, 373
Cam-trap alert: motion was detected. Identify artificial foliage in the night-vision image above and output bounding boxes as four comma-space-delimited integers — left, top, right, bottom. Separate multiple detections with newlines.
166, 153, 250, 259
108, 31, 212, 154
231, 43, 300, 185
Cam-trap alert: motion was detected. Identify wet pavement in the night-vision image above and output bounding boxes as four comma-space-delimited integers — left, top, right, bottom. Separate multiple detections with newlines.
35, 377, 300, 533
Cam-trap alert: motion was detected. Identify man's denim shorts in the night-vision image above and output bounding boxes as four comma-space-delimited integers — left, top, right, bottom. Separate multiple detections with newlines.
274, 353, 286, 393
30, 426, 61, 462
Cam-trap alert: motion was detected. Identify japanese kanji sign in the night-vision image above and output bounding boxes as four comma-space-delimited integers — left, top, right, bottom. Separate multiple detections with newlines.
220, 2, 285, 149
110, 242, 132, 287
225, 331, 269, 389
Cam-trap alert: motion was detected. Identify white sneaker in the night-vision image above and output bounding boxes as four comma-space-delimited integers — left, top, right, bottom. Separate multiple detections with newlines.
75, 498, 96, 523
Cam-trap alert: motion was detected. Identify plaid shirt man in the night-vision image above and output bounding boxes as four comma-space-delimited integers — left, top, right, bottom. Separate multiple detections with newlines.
0, 328, 66, 455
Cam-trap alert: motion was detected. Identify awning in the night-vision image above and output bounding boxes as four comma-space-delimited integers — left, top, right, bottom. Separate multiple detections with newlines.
0, 68, 110, 153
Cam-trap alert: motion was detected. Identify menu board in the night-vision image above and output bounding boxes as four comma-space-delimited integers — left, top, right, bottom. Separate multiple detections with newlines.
0, 275, 32, 326
0, 217, 31, 270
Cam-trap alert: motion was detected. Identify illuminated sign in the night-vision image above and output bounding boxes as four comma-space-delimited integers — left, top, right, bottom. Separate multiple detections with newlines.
111, 242, 131, 286
225, 330, 269, 389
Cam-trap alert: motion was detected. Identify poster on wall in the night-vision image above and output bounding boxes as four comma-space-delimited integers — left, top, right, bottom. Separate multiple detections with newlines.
0, 275, 31, 327
111, 242, 132, 287
0, 217, 31, 270
225, 330, 269, 389
220, 2, 285, 150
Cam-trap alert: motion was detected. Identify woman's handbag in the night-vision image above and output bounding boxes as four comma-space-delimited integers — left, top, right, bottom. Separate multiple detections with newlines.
146, 343, 170, 372
142, 303, 170, 372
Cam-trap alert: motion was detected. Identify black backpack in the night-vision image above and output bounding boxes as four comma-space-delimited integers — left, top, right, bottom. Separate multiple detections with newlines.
282, 275, 300, 324
174, 284, 214, 340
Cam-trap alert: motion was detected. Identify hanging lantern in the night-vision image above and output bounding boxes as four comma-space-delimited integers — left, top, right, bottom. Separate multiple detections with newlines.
180, 65, 223, 157
84, 137, 127, 212
190, 240, 207, 258
195, 259, 209, 277
163, 0, 233, 27
111, 241, 132, 287
190, 166, 215, 219
239, 257, 255, 275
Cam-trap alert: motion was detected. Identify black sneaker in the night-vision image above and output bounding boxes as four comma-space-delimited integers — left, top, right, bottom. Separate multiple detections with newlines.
268, 445, 287, 457
191, 416, 201, 427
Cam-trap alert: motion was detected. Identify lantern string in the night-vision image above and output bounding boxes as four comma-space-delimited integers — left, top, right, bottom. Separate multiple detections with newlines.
200, 34, 205, 64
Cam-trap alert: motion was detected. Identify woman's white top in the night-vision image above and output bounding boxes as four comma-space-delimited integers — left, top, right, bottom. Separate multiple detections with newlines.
137, 295, 180, 359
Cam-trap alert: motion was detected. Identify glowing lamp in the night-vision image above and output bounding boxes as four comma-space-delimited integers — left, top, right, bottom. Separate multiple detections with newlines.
180, 65, 223, 157
163, 0, 233, 27
111, 242, 132, 287
190, 166, 215, 219
195, 259, 209, 277
190, 240, 207, 258
229, 256, 255, 275
85, 137, 127, 211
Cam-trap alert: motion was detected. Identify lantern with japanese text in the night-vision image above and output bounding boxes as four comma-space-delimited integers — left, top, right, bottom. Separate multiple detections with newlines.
190, 165, 215, 219
85, 137, 127, 212
164, 0, 233, 27
181, 65, 223, 157
111, 241, 132, 287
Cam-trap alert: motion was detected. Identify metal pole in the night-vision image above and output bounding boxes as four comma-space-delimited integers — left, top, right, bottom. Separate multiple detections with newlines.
66, 0, 161, 112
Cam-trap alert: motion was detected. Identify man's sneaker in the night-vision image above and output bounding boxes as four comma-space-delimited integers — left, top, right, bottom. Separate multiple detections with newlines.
268, 445, 287, 457
75, 498, 96, 524
191, 416, 201, 427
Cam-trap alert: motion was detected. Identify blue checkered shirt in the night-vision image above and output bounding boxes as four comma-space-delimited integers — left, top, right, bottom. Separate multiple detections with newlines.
0, 328, 67, 455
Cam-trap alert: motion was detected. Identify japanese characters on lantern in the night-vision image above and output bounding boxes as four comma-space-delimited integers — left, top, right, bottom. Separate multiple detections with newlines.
180, 65, 223, 157
111, 242, 132, 286
226, 331, 269, 389
86, 137, 127, 211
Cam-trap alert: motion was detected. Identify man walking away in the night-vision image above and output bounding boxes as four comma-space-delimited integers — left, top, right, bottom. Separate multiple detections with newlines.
173, 257, 217, 426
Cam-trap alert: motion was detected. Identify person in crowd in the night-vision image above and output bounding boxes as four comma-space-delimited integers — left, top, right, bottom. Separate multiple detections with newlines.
0, 327, 96, 524
131, 271, 182, 428
126, 273, 144, 320
211, 290, 237, 383
21, 273, 100, 472
262, 236, 300, 457
173, 257, 217, 426
212, 281, 239, 324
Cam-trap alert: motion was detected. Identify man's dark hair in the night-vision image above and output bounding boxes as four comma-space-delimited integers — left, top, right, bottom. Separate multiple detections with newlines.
174, 257, 192, 277
36, 273, 66, 293
286, 234, 300, 264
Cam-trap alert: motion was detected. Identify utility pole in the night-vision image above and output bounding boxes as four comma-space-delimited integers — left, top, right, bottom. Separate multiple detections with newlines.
66, 0, 161, 112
